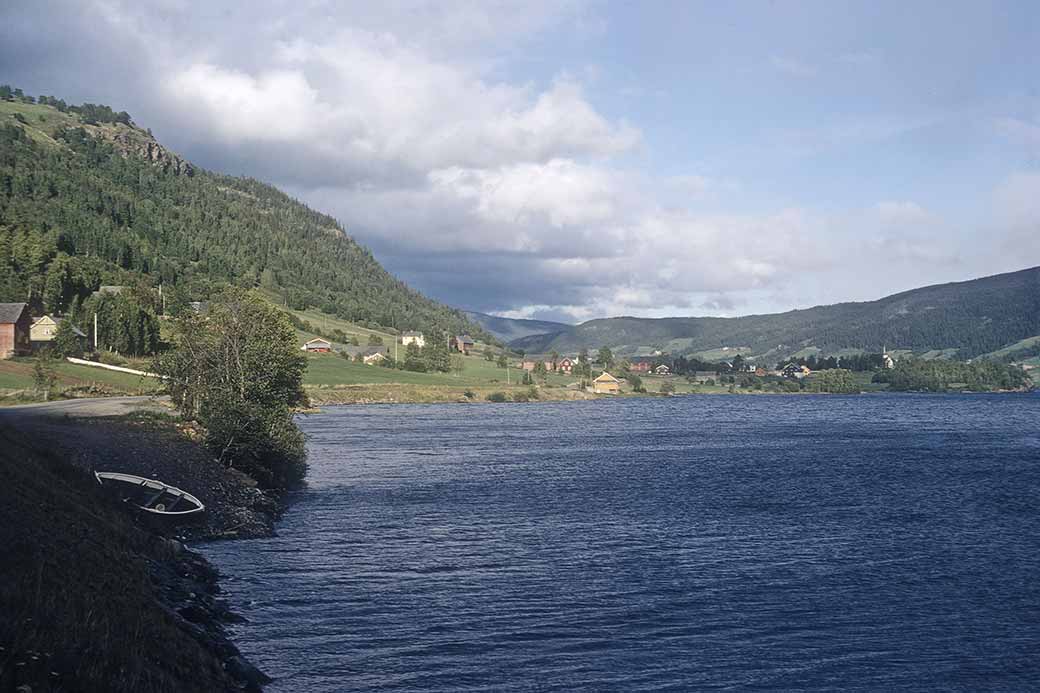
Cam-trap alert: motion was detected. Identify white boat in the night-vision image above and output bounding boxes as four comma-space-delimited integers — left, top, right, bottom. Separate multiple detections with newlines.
95, 471, 205, 516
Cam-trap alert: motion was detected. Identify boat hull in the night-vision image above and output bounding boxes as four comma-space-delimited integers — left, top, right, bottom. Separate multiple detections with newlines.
95, 471, 205, 517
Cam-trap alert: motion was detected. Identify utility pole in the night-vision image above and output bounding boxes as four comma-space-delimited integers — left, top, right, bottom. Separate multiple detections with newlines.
93, 312, 98, 350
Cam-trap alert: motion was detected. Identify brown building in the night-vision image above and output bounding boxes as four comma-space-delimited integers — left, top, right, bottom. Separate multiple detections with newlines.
629, 361, 652, 373
592, 371, 621, 394
557, 357, 574, 374
0, 303, 32, 359
451, 334, 475, 355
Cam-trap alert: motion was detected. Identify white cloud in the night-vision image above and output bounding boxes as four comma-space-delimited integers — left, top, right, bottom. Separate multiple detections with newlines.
428, 160, 622, 229
161, 32, 637, 179
770, 55, 818, 78
876, 200, 938, 226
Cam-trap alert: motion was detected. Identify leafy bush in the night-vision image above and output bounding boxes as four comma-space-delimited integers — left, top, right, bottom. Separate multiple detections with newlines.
98, 350, 127, 366
156, 290, 308, 488
485, 391, 507, 403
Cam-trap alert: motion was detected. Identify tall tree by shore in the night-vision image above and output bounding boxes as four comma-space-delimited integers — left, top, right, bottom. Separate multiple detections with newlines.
156, 290, 307, 488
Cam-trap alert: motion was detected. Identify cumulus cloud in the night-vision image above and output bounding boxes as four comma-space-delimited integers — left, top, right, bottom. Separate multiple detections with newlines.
161, 34, 638, 180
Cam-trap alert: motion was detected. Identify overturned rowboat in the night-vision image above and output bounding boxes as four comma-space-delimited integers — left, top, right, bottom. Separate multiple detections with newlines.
95, 471, 205, 517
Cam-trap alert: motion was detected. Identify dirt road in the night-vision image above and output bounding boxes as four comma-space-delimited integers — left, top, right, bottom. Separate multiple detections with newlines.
0, 395, 171, 420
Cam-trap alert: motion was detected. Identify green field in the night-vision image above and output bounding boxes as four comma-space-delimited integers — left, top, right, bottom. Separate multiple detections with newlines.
980, 335, 1040, 359
0, 358, 162, 394
0, 100, 81, 145
303, 352, 573, 388
689, 346, 753, 361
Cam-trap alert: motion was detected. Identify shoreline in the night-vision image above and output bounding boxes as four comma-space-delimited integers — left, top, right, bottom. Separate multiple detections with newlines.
0, 398, 281, 691
303, 383, 1034, 406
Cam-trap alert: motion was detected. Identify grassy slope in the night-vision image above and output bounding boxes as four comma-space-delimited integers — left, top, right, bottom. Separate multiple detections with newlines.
0, 428, 241, 692
0, 100, 82, 144
303, 352, 573, 388
0, 358, 162, 394
980, 335, 1040, 359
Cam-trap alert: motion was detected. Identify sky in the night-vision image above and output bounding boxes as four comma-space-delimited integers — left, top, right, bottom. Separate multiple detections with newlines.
2, 1, 1038, 323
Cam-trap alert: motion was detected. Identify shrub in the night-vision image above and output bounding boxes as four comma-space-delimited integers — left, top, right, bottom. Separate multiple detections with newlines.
98, 350, 127, 366
155, 290, 308, 488
463, 390, 475, 399
486, 391, 507, 403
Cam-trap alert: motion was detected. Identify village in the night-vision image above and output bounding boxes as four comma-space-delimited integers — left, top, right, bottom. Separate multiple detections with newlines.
0, 296, 914, 403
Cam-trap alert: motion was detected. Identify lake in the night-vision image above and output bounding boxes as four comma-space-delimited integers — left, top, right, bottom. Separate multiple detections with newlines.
200, 394, 1040, 691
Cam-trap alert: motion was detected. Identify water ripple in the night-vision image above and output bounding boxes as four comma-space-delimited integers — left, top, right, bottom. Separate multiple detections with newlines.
201, 393, 1040, 691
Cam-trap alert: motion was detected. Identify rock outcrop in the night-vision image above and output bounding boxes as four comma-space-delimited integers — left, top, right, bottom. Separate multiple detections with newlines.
92, 125, 195, 176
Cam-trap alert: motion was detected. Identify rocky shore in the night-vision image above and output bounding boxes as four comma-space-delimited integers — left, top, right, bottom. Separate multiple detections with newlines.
0, 398, 281, 692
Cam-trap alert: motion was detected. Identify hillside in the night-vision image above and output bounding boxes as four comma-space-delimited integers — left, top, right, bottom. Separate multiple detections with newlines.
0, 90, 488, 340
513, 266, 1040, 361
464, 310, 569, 344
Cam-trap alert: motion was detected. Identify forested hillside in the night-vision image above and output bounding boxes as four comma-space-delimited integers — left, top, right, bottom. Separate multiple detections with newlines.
513, 266, 1040, 360
0, 89, 487, 339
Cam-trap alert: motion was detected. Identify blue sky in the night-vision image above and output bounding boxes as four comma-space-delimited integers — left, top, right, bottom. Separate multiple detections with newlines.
2, 1, 1037, 321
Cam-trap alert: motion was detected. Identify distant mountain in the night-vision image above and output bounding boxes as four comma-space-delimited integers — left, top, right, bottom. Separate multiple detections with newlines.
0, 90, 489, 340
513, 266, 1040, 361
463, 311, 569, 344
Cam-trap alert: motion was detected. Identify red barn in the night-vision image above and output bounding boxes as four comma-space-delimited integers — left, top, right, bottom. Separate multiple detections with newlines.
0, 303, 31, 359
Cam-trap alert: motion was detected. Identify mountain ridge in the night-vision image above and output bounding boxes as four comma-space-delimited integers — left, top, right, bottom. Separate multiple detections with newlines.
463, 310, 569, 344
511, 265, 1040, 361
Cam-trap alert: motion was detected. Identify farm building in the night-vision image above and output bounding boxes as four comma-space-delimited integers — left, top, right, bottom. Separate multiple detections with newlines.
343, 345, 390, 364
0, 303, 31, 359
557, 357, 574, 374
781, 363, 812, 379
654, 364, 671, 376
30, 315, 87, 349
401, 331, 425, 348
301, 338, 333, 353
592, 372, 621, 394
451, 334, 475, 354
629, 360, 652, 373
520, 359, 555, 372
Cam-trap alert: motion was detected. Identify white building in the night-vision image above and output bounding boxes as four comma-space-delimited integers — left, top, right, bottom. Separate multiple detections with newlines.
401, 331, 425, 348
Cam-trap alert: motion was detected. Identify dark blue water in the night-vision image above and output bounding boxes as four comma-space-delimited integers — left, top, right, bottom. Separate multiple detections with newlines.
200, 394, 1040, 691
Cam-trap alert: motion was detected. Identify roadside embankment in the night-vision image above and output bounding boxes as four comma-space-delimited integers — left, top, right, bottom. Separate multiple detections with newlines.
0, 397, 278, 692
0, 397, 281, 540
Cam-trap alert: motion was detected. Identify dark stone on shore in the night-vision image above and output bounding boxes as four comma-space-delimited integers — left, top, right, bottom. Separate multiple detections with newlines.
226, 655, 273, 691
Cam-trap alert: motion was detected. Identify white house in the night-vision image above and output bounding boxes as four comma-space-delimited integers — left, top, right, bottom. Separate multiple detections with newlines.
401, 331, 425, 348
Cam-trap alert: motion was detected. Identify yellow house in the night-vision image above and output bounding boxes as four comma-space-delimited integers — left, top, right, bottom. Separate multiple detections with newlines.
30, 315, 86, 343
592, 371, 621, 394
